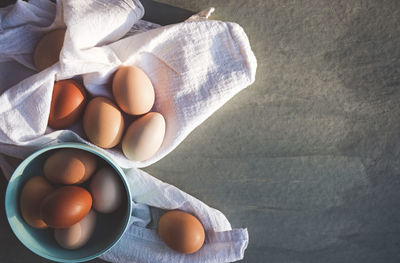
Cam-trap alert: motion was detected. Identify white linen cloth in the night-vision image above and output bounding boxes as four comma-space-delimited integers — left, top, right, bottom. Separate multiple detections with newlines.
0, 0, 257, 262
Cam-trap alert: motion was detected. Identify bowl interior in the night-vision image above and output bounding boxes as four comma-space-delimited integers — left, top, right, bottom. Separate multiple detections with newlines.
5, 143, 131, 263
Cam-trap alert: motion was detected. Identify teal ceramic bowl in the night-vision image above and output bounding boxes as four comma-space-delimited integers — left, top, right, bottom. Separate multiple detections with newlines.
5, 143, 132, 262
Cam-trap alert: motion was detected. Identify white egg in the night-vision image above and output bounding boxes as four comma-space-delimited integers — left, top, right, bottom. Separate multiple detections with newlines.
89, 167, 123, 213
54, 210, 97, 250
122, 112, 166, 162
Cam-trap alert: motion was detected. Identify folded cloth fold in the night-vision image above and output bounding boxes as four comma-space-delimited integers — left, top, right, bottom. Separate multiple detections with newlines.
0, 0, 257, 262
101, 168, 249, 263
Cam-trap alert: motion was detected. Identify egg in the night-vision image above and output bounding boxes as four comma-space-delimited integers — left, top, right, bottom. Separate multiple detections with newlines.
48, 80, 87, 129
54, 210, 97, 250
44, 149, 97, 185
19, 176, 54, 229
83, 97, 125, 148
40, 186, 92, 228
122, 112, 165, 162
158, 210, 205, 254
89, 167, 123, 213
33, 29, 66, 71
112, 66, 155, 115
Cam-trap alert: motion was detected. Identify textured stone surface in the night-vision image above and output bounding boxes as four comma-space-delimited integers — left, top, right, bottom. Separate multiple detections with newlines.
151, 0, 400, 262
2, 0, 400, 263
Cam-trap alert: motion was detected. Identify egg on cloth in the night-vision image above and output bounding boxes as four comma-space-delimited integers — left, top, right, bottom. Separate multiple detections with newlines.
83, 97, 125, 148
112, 65, 155, 115
33, 28, 66, 71
158, 210, 205, 254
19, 176, 54, 229
43, 149, 97, 185
54, 210, 97, 250
40, 186, 92, 228
48, 79, 87, 129
122, 112, 166, 162
89, 167, 123, 213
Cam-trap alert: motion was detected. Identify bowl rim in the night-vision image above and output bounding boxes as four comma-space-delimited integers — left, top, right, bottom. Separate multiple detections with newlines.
5, 142, 132, 263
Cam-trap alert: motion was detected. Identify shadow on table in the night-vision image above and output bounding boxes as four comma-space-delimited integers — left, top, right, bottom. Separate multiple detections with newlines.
141, 0, 194, 25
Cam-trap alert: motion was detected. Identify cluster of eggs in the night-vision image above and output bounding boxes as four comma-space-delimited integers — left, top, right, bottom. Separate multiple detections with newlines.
19, 148, 206, 254
33, 29, 206, 255
35, 29, 165, 162
48, 68, 165, 162
19, 149, 123, 249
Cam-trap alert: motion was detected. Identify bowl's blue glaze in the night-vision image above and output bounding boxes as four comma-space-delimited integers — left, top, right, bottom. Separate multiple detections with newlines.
5, 143, 132, 262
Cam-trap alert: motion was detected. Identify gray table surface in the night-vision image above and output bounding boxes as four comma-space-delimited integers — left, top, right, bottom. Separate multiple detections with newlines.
2, 0, 400, 262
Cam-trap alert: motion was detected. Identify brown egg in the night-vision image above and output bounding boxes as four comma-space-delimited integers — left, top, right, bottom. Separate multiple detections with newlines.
83, 97, 125, 148
19, 176, 54, 229
43, 149, 97, 185
33, 29, 66, 71
40, 186, 92, 228
112, 66, 155, 115
158, 210, 205, 254
122, 112, 165, 162
48, 80, 87, 129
